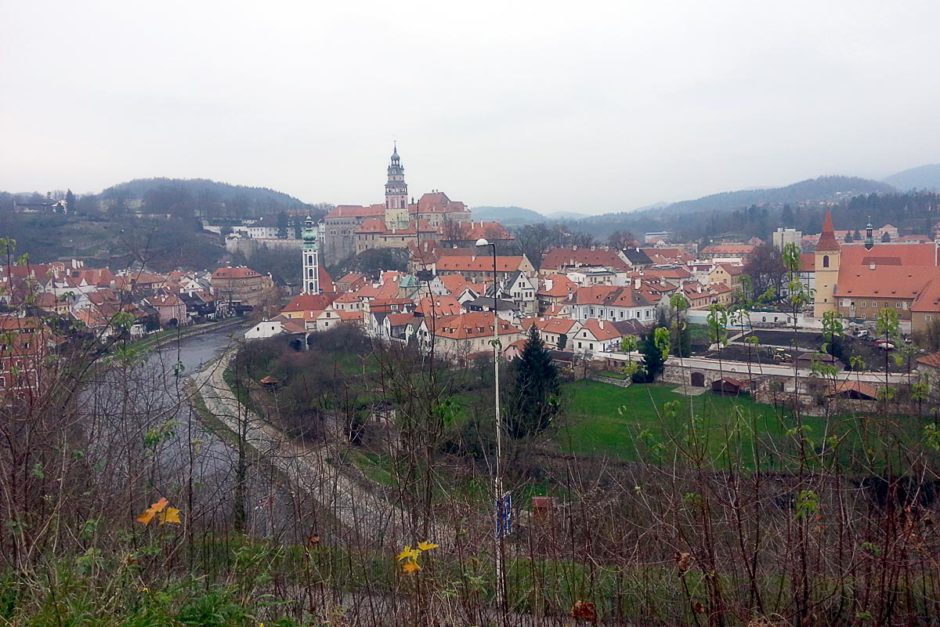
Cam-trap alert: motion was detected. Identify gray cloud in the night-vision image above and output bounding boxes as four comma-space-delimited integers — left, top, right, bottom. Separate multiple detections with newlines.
2, 1, 939, 213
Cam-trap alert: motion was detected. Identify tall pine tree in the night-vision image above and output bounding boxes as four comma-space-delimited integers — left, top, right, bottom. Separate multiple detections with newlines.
506, 326, 560, 439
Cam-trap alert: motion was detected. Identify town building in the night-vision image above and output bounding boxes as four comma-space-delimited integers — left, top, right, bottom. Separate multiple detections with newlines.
210, 266, 276, 311
416, 311, 522, 363
320, 146, 474, 262
772, 228, 802, 251
814, 212, 940, 330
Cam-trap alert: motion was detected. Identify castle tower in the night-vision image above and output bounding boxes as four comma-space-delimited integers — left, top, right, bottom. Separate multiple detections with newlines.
384, 143, 410, 230
302, 216, 320, 295
813, 210, 841, 318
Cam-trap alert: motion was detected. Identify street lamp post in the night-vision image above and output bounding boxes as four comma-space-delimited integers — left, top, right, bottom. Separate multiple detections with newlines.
476, 237, 504, 610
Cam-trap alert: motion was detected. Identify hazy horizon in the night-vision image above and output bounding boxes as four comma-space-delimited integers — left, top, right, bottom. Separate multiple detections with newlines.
3, 1, 940, 214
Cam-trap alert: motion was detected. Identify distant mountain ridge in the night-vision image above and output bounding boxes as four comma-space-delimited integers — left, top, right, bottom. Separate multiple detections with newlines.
580, 175, 896, 226
472, 206, 546, 225
883, 164, 940, 191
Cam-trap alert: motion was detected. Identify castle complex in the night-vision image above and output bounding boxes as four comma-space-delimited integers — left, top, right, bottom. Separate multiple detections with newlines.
320, 145, 474, 263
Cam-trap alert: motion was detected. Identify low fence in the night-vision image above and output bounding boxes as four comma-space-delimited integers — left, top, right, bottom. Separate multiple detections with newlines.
587, 374, 632, 388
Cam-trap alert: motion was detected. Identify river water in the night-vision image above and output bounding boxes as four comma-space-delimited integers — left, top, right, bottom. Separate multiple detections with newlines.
79, 325, 302, 537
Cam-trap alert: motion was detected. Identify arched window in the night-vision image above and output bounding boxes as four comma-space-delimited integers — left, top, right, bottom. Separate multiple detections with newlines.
822, 255, 830, 268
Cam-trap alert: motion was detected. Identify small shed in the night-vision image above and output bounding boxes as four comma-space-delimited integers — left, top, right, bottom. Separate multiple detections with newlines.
826, 380, 878, 400
796, 352, 844, 371
259, 375, 279, 389
711, 376, 747, 396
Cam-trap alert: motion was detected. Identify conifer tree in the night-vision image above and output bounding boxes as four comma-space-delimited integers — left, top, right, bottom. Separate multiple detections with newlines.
506, 326, 559, 438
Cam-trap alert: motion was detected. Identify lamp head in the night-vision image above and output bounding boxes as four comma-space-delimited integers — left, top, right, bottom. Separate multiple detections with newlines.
475, 238, 490, 247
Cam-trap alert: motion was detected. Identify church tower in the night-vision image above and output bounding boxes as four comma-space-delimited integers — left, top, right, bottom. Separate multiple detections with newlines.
302, 216, 320, 295
384, 143, 410, 230
813, 210, 841, 318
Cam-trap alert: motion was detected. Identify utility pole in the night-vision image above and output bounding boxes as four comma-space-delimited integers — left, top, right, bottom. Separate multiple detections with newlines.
476, 237, 506, 611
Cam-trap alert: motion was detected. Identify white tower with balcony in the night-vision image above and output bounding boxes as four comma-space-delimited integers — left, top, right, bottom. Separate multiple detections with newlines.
302, 216, 320, 295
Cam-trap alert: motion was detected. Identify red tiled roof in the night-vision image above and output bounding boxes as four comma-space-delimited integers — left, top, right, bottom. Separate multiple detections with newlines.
540, 248, 629, 272
436, 255, 527, 273
212, 266, 262, 280
835, 266, 937, 300
417, 296, 463, 317
912, 276, 940, 313
522, 317, 578, 335
644, 266, 693, 280
451, 221, 513, 241
827, 380, 878, 400
816, 211, 841, 253
325, 204, 385, 219
580, 318, 623, 342
386, 312, 418, 327
701, 244, 757, 256
537, 274, 578, 298
148, 293, 182, 308
425, 311, 519, 340
917, 351, 940, 369
574, 285, 619, 305
414, 192, 468, 214
282, 293, 334, 313
840, 243, 939, 268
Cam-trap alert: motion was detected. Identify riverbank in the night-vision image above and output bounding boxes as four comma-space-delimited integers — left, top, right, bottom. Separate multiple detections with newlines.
133, 316, 249, 353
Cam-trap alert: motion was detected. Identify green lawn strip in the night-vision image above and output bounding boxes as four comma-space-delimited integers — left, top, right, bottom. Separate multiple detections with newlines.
556, 380, 932, 470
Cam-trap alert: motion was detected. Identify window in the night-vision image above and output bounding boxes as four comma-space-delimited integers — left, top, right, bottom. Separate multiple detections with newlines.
822, 255, 830, 268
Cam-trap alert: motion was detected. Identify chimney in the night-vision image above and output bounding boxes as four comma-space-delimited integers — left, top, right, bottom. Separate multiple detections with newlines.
599, 320, 604, 329
634, 277, 641, 289
869, 262, 876, 271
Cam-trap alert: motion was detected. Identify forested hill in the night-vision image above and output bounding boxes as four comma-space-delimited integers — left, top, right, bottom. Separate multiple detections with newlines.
575, 175, 898, 237
883, 164, 940, 191
656, 176, 895, 216
472, 206, 546, 225
100, 178, 310, 218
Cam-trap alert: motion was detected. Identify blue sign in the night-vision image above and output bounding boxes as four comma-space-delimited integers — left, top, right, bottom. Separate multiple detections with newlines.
495, 491, 512, 538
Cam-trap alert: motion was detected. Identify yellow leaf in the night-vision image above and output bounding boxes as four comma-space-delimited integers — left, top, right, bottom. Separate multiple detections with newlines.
136, 497, 172, 526
158, 507, 181, 525
401, 561, 421, 574
397, 546, 418, 562
417, 541, 439, 552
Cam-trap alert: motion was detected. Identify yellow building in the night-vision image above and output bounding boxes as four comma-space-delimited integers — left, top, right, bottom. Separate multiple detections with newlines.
813, 211, 841, 318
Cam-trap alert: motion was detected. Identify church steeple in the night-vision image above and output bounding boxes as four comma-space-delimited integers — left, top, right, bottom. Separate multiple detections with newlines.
813, 209, 841, 319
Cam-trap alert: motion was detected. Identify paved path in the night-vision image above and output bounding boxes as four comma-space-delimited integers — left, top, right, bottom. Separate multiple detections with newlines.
189, 349, 444, 547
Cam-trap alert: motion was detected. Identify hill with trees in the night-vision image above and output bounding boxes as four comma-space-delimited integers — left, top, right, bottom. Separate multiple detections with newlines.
472, 206, 547, 226
573, 176, 901, 240
98, 178, 312, 219
883, 164, 940, 191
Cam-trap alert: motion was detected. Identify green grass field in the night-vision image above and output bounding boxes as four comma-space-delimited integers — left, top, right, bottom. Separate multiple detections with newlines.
556, 381, 928, 470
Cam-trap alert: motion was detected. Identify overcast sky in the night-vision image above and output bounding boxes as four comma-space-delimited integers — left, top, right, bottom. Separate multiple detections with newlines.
2, 1, 940, 214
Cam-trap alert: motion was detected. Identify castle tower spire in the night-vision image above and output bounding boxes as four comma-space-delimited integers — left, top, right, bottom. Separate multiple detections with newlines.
385, 143, 409, 229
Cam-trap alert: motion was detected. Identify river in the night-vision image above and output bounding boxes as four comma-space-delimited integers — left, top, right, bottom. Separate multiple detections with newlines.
79, 324, 303, 538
